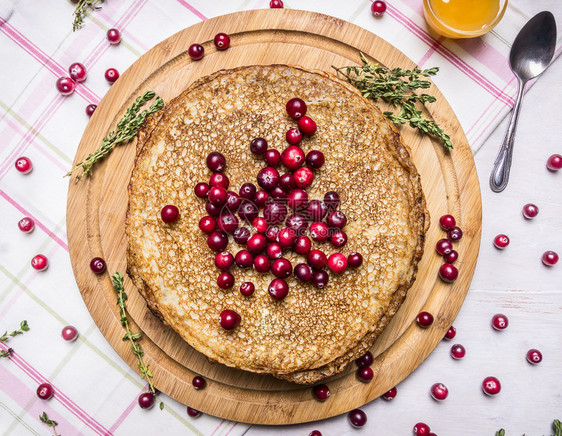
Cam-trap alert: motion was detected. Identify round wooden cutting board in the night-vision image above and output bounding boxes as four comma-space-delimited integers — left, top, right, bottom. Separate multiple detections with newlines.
67, 9, 481, 425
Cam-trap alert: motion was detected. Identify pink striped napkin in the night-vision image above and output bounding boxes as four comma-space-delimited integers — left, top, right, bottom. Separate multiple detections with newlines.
0, 0, 560, 435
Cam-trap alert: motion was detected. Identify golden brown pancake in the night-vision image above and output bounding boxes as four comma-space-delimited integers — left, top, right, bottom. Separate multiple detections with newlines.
126, 65, 427, 384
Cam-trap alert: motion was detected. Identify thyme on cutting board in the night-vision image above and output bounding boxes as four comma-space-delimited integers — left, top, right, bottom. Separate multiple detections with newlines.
72, 0, 105, 31
496, 419, 562, 436
65, 91, 164, 181
333, 52, 453, 151
40, 412, 59, 436
0, 320, 29, 358
112, 272, 156, 395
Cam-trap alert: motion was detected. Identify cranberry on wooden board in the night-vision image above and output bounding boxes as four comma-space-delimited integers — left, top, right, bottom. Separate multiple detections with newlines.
188, 43, 204, 60
438, 263, 458, 282
542, 250, 559, 266
382, 387, 397, 400
444, 326, 456, 340
207, 152, 226, 172
269, 0, 284, 7
18, 217, 35, 233
86, 104, 97, 116
447, 226, 463, 242
348, 409, 367, 428
161, 205, 179, 223
435, 238, 453, 256
192, 376, 206, 390
444, 250, 458, 263
356, 366, 374, 382
526, 349, 542, 364
56, 76, 76, 95
546, 153, 562, 171
430, 383, 448, 401
219, 310, 241, 330
482, 376, 501, 395
450, 343, 466, 359
297, 116, 317, 135
31, 254, 48, 271
90, 257, 106, 274
187, 407, 201, 418
286, 98, 306, 119
104, 68, 119, 83
107, 28, 121, 44
213, 33, 230, 50
355, 351, 373, 367
138, 392, 155, 409
522, 203, 539, 219
416, 311, 434, 328
240, 282, 255, 296
37, 383, 54, 400
491, 313, 508, 330
312, 384, 330, 401
439, 214, 456, 231
61, 325, 78, 342
493, 234, 510, 249
15, 157, 33, 174
268, 278, 289, 300
69, 62, 87, 82
371, 0, 387, 16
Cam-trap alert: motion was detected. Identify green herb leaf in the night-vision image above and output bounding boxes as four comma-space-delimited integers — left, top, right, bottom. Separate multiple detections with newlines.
40, 411, 59, 436
0, 348, 13, 358
333, 53, 453, 150
1, 320, 30, 342
72, 0, 105, 31
160, 401, 165, 410
554, 419, 562, 436
495, 430, 505, 436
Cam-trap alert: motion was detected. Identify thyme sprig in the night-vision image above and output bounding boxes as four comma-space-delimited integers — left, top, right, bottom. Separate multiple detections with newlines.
496, 419, 562, 436
40, 412, 59, 436
1, 320, 29, 358
112, 272, 156, 394
333, 53, 453, 150
65, 91, 164, 181
72, 0, 105, 31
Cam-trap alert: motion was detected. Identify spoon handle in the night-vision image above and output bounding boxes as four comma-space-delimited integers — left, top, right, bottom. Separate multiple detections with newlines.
489, 79, 525, 192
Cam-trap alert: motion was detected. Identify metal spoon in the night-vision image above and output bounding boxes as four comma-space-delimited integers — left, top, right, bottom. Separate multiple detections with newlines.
489, 11, 557, 193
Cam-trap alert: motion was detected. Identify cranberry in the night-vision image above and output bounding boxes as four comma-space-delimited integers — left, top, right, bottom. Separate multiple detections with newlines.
217, 214, 237, 234
265, 149, 281, 167
348, 409, 367, 428
382, 387, 397, 400
56, 76, 76, 95
226, 191, 242, 212
327, 211, 346, 229
239, 202, 259, 222
252, 217, 268, 233
264, 201, 287, 225
309, 432, 322, 436
286, 128, 302, 145
214, 32, 230, 50
188, 43, 204, 60
357, 366, 373, 382
18, 217, 35, 233
306, 150, 325, 170
252, 254, 270, 273
207, 152, 226, 172
371, 0, 387, 15
491, 313, 508, 330
522, 203, 539, 219
194, 182, 210, 198
191, 374, 205, 390
257, 166, 280, 191
294, 167, 314, 189
297, 116, 317, 135
250, 137, 268, 155
294, 263, 313, 282
61, 325, 79, 342
89, 257, 106, 274
482, 376, 501, 396
328, 253, 347, 274
348, 252, 363, 268
286, 98, 306, 119
68, 63, 87, 84
220, 310, 241, 330
104, 68, 119, 83
271, 258, 292, 278
287, 189, 308, 211
254, 190, 269, 207
438, 263, 458, 282
450, 343, 466, 359
430, 383, 448, 401
439, 214, 456, 231
208, 186, 228, 206
281, 146, 305, 171
444, 326, 456, 340
107, 28, 121, 44
416, 311, 434, 328
215, 252, 234, 271
355, 351, 374, 367
286, 214, 309, 235
294, 235, 312, 255
447, 226, 463, 242
235, 250, 253, 268
85, 104, 97, 117
270, 0, 284, 7
265, 226, 280, 242
31, 254, 48, 271
266, 242, 283, 259
217, 272, 235, 289
542, 250, 559, 266
312, 384, 330, 401
308, 249, 328, 269
15, 157, 33, 174
310, 222, 329, 242
444, 250, 458, 263
268, 278, 289, 300
313, 270, 329, 288
240, 281, 255, 296
209, 173, 229, 189
494, 234, 510, 249
138, 392, 155, 409
526, 349, 542, 364
37, 383, 54, 400
187, 407, 201, 418
279, 173, 295, 192
270, 187, 287, 200
277, 228, 295, 249
436, 238, 453, 256
207, 231, 228, 252
233, 227, 250, 244
247, 234, 267, 254
160, 205, 179, 223
329, 230, 347, 248
546, 153, 562, 171
323, 191, 340, 210
413, 423, 431, 435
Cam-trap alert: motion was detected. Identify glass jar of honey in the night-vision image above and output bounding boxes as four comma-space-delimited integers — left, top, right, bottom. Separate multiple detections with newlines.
423, 0, 508, 38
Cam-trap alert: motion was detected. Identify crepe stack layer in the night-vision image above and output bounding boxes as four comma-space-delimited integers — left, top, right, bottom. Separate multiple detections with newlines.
126, 65, 428, 384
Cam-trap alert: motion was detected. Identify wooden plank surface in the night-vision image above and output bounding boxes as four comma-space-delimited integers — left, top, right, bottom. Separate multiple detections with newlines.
66, 9, 481, 425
